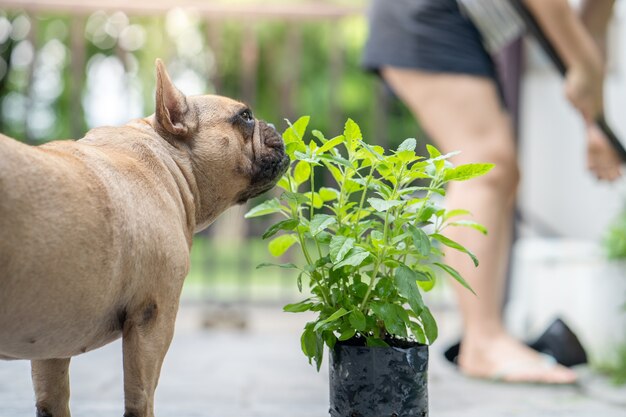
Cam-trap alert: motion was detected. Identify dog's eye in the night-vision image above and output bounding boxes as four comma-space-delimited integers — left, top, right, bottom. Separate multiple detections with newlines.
240, 109, 253, 122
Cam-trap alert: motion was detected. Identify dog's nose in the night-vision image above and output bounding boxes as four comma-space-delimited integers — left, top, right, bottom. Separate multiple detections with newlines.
264, 133, 283, 149
261, 122, 283, 149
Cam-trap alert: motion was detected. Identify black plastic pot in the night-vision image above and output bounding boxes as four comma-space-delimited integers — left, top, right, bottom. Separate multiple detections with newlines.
329, 340, 429, 417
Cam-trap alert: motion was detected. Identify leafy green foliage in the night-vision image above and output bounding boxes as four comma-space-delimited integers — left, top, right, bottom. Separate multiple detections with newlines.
603, 206, 626, 260
596, 343, 626, 386
246, 117, 494, 370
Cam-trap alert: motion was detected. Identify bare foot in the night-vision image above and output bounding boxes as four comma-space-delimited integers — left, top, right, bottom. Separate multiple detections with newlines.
458, 333, 577, 384
587, 124, 622, 181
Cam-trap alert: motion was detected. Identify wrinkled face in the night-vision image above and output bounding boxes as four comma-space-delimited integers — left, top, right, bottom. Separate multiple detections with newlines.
187, 95, 290, 205
151, 60, 288, 228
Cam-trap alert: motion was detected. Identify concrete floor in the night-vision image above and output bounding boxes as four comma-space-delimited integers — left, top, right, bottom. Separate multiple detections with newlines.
1, 305, 625, 417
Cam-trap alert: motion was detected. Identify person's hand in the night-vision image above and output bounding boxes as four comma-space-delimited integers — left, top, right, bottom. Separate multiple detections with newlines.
586, 123, 622, 181
564, 64, 604, 123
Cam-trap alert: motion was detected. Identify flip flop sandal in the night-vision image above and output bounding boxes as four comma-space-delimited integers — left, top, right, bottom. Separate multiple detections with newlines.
488, 353, 577, 385
444, 318, 588, 368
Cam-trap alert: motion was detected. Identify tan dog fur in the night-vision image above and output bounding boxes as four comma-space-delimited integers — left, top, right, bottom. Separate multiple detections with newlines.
0, 59, 288, 417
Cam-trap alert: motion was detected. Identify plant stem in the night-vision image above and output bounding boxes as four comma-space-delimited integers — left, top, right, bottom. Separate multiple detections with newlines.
359, 209, 390, 312
295, 228, 332, 307
414, 175, 440, 224
351, 165, 376, 237
335, 143, 355, 229
359, 164, 403, 312
310, 167, 329, 286
310, 164, 315, 222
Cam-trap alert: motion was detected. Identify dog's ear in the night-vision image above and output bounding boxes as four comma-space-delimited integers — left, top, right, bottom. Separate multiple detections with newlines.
155, 59, 194, 137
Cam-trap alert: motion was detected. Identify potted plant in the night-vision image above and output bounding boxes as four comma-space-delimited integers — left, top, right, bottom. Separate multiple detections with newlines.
246, 117, 493, 417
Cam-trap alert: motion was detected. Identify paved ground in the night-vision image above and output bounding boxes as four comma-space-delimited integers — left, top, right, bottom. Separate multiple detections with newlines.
1, 305, 625, 417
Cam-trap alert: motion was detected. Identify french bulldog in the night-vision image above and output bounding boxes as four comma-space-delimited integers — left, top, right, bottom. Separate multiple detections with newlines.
0, 59, 289, 417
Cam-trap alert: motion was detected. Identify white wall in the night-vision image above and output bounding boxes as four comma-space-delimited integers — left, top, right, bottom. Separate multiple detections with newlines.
518, 1, 626, 240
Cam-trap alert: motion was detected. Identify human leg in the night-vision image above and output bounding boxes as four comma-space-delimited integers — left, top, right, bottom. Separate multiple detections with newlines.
382, 67, 576, 383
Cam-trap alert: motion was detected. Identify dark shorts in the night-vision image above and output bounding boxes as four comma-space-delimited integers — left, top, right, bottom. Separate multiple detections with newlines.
362, 0, 499, 81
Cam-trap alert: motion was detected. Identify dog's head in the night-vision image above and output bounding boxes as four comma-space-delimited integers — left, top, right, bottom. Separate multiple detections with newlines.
151, 59, 289, 230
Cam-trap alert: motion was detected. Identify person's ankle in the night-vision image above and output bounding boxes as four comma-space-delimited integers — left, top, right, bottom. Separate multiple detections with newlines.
462, 322, 507, 345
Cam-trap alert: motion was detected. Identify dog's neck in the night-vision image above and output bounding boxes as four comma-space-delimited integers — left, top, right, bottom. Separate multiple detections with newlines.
130, 117, 232, 235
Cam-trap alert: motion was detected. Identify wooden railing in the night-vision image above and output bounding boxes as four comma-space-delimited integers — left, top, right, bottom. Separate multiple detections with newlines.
2, 0, 362, 19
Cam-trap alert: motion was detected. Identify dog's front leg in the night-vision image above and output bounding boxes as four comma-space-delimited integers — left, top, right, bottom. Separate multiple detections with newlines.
122, 301, 177, 417
31, 358, 72, 417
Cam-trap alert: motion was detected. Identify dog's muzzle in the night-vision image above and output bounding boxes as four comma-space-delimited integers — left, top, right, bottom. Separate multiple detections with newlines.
235, 121, 290, 204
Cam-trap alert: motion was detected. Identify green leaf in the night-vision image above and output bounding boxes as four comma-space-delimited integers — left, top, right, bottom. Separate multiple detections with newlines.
368, 198, 403, 212
448, 220, 488, 235
358, 140, 384, 161
285, 142, 305, 158
410, 322, 427, 344
371, 302, 408, 338
443, 208, 471, 221
262, 219, 299, 239
420, 307, 438, 344
366, 337, 390, 347
294, 150, 320, 164
416, 271, 436, 292
301, 327, 317, 359
297, 271, 303, 292
284, 299, 314, 313
294, 161, 311, 185
333, 248, 370, 269
431, 233, 479, 267
324, 161, 345, 184
338, 327, 357, 341
314, 332, 325, 371
309, 214, 336, 236
406, 224, 431, 257
397, 138, 417, 152
318, 153, 354, 171
290, 116, 310, 140
319, 187, 340, 202
281, 191, 310, 206
417, 281, 435, 292
375, 276, 395, 299
344, 118, 362, 152
314, 308, 349, 331
323, 330, 337, 351
268, 234, 299, 257
245, 198, 283, 218
443, 163, 495, 182
283, 117, 309, 157
433, 262, 476, 295
256, 262, 299, 270
311, 129, 326, 143
394, 264, 425, 317
316, 231, 332, 244
396, 150, 417, 164
307, 192, 324, 209
349, 310, 366, 331
416, 203, 438, 223
370, 230, 384, 247
329, 236, 355, 263
352, 282, 369, 299
276, 176, 290, 191
426, 144, 441, 159
316, 135, 345, 154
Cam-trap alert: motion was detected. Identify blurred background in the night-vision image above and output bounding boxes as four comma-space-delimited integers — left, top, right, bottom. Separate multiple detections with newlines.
0, 0, 421, 306
0, 0, 625, 382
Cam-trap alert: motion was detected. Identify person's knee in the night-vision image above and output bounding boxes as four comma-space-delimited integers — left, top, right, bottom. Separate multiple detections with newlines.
480, 144, 520, 204
460, 125, 520, 200
485, 151, 520, 198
